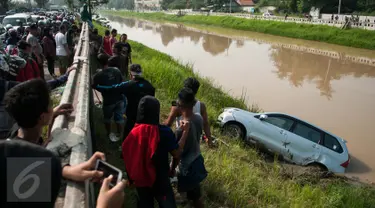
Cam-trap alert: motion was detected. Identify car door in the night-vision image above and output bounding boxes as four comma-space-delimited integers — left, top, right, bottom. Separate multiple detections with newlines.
283, 121, 323, 165
250, 114, 295, 154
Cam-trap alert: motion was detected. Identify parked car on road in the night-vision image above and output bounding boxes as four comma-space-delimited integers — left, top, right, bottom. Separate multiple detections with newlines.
218, 108, 350, 173
3, 14, 33, 29
5, 10, 16, 15
263, 12, 274, 18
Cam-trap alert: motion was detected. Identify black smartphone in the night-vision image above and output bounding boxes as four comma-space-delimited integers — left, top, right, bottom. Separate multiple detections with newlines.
171, 101, 177, 106
95, 160, 122, 187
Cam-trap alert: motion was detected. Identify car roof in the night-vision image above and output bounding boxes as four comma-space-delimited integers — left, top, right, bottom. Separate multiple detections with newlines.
5, 13, 31, 18
262, 112, 345, 142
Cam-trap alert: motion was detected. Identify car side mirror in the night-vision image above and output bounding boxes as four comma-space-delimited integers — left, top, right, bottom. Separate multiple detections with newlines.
259, 114, 268, 121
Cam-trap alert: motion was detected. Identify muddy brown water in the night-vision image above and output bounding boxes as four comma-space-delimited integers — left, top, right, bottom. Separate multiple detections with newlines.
103, 15, 375, 183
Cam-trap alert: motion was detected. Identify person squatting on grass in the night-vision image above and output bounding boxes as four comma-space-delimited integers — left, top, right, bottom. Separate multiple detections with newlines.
93, 53, 124, 142
1, 79, 126, 208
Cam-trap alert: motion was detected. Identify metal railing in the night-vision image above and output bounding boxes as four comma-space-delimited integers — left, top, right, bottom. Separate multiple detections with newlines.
163, 10, 375, 30
46, 22, 94, 208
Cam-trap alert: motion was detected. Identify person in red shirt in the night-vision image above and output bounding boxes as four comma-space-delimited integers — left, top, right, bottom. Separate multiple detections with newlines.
42, 27, 57, 77
110, 29, 117, 49
16, 41, 40, 82
102, 30, 112, 56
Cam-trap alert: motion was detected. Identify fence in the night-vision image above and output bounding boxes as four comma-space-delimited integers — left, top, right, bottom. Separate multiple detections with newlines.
164, 10, 375, 30
46, 22, 95, 208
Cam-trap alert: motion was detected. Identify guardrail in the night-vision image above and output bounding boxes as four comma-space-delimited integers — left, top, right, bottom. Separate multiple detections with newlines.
46, 22, 94, 208
164, 11, 375, 30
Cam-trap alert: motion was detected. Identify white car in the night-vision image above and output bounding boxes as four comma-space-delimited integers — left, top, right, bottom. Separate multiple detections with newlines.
262, 12, 274, 18
218, 108, 350, 173
3, 14, 33, 29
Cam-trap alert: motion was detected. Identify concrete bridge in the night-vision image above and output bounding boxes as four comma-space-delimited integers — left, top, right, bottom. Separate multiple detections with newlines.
46, 22, 96, 208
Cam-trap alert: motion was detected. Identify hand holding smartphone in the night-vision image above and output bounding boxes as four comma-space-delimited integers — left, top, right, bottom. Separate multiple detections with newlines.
95, 160, 123, 187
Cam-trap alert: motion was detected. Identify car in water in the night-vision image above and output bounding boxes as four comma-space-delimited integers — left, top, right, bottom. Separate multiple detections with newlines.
218, 108, 350, 173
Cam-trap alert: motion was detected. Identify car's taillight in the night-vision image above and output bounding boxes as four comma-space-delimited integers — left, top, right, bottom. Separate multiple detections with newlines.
340, 155, 350, 168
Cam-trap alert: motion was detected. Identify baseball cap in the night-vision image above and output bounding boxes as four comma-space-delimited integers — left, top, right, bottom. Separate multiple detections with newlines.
130, 64, 142, 76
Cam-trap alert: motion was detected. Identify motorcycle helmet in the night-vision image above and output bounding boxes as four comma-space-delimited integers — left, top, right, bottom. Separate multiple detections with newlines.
5, 24, 13, 30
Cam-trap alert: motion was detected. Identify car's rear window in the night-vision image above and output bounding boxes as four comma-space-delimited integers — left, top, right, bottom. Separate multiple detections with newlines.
323, 134, 343, 153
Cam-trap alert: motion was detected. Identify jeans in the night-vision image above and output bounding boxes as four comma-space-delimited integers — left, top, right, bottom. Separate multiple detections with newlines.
123, 118, 135, 140
102, 101, 125, 124
46, 56, 55, 76
136, 183, 176, 208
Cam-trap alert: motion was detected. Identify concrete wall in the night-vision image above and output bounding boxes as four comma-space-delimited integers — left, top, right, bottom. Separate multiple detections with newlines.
46, 22, 94, 208
321, 13, 375, 22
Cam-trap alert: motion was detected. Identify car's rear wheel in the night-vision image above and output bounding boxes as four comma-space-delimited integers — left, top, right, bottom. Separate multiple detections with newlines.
223, 122, 245, 140
306, 163, 331, 178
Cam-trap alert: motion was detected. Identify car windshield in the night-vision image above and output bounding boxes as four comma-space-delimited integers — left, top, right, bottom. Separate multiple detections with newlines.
3, 17, 26, 26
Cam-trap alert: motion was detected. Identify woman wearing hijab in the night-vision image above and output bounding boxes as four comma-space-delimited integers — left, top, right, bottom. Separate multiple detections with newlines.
42, 27, 57, 77
122, 96, 190, 208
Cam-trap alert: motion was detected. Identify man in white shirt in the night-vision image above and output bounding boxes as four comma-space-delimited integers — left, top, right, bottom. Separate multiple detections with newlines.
55, 25, 71, 75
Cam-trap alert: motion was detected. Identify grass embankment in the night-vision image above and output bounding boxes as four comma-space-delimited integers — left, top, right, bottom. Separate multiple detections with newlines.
92, 22, 375, 207
101, 10, 375, 50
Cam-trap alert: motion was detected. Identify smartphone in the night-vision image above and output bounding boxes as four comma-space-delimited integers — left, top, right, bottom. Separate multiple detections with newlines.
171, 101, 177, 106
95, 160, 122, 187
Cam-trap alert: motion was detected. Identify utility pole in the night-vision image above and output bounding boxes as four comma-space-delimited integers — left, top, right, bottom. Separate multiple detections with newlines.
229, 0, 231, 13
88, 0, 92, 20
338, 0, 341, 15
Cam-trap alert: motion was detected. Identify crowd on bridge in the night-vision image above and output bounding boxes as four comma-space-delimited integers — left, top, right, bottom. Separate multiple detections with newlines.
0, 8, 215, 208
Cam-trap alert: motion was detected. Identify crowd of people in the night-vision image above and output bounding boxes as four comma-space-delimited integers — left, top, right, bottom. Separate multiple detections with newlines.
0, 11, 124, 208
90, 21, 214, 207
0, 10, 215, 208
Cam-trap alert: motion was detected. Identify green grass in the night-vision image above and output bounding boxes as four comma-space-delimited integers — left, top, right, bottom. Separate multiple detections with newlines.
92, 22, 375, 208
100, 10, 375, 50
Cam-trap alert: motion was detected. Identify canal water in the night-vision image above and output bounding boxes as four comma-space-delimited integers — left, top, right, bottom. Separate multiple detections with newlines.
103, 15, 375, 182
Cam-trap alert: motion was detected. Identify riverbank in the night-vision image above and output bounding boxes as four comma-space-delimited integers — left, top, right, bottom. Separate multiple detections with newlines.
100, 10, 375, 50
92, 21, 375, 207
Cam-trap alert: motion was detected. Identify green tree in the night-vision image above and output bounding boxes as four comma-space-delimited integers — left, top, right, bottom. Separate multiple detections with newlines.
161, 0, 175, 9
35, 0, 49, 8
0, 0, 9, 11
65, 0, 74, 10
297, 0, 304, 13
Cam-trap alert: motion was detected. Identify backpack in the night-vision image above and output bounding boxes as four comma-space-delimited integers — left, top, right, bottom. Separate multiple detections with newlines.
0, 80, 15, 139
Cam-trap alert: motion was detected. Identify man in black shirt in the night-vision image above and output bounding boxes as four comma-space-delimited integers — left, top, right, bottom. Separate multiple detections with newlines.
108, 42, 128, 79
119, 34, 132, 64
93, 53, 124, 142
94, 64, 155, 140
